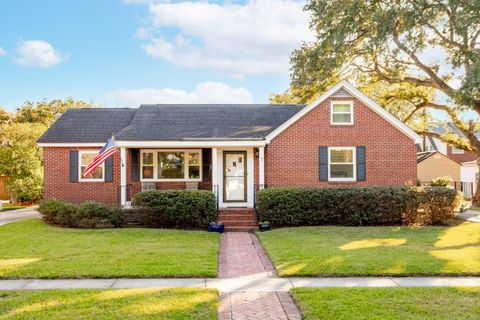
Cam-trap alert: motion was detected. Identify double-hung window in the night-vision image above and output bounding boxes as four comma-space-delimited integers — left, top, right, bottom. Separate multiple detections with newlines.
79, 150, 104, 182
328, 147, 356, 181
331, 101, 353, 125
141, 150, 202, 181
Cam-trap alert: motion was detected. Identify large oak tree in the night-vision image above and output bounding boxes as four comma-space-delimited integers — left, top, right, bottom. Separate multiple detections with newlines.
274, 0, 480, 202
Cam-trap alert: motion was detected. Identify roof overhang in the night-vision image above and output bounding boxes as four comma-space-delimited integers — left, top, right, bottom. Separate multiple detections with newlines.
265, 80, 422, 144
38, 140, 267, 148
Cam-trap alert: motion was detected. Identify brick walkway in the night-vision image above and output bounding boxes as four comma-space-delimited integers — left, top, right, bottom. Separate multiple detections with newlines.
218, 232, 302, 320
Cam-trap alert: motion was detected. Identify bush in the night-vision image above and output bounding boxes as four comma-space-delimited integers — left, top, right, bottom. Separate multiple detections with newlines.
38, 199, 126, 228
256, 186, 461, 227
133, 190, 216, 229
431, 176, 452, 187
38, 199, 77, 227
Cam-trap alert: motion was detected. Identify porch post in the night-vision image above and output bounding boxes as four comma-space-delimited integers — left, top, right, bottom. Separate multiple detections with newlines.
212, 147, 218, 191
120, 147, 127, 207
258, 146, 265, 189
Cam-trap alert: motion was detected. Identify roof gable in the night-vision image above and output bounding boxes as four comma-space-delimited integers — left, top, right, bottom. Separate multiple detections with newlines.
265, 80, 422, 144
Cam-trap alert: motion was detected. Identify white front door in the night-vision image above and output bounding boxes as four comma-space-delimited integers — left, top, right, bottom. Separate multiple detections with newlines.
224, 152, 247, 202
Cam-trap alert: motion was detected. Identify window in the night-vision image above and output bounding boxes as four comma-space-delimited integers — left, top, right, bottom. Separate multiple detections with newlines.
452, 146, 464, 154
79, 150, 104, 182
329, 147, 356, 181
140, 150, 202, 181
331, 101, 353, 125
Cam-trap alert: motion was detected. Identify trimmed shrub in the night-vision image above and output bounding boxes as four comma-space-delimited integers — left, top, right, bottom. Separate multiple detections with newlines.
38, 199, 126, 228
256, 186, 461, 227
431, 176, 452, 187
133, 190, 216, 229
38, 199, 77, 227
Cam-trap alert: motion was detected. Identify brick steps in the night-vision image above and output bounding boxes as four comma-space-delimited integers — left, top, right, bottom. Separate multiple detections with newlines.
218, 208, 258, 231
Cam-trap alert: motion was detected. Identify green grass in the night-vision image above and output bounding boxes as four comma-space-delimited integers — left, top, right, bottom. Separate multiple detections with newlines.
292, 287, 480, 320
0, 288, 218, 320
470, 207, 480, 211
257, 221, 480, 276
0, 219, 219, 278
0, 204, 27, 212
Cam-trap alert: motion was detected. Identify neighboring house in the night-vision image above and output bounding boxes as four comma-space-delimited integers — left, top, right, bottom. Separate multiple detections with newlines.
417, 151, 461, 182
37, 81, 421, 208
417, 123, 479, 195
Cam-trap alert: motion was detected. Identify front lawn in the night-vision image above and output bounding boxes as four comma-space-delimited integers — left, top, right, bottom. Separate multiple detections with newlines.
0, 288, 218, 320
292, 287, 480, 320
258, 221, 480, 276
0, 219, 219, 278
0, 204, 27, 212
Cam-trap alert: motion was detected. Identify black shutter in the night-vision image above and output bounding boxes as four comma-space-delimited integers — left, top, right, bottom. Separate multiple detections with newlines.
105, 156, 113, 182
131, 149, 140, 182
357, 146, 366, 181
202, 148, 212, 182
319, 146, 328, 181
69, 150, 79, 182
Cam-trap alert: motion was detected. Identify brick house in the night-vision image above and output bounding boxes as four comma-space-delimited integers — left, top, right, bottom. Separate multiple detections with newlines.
37, 80, 421, 209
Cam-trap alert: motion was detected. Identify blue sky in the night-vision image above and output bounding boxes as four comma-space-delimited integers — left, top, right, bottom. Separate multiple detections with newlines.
0, 0, 313, 111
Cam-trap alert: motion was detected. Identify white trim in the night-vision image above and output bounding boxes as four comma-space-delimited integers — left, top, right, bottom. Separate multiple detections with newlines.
258, 146, 265, 189
139, 149, 202, 182
212, 147, 218, 193
78, 150, 105, 182
38, 143, 105, 147
328, 147, 356, 182
120, 148, 127, 207
116, 141, 266, 148
38, 141, 266, 148
330, 101, 354, 125
265, 80, 422, 144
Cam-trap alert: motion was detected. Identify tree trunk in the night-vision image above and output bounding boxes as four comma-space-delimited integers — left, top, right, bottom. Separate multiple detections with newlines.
473, 155, 480, 206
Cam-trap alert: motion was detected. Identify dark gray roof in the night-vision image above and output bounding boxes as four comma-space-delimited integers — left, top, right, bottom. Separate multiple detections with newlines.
37, 108, 137, 143
38, 104, 307, 143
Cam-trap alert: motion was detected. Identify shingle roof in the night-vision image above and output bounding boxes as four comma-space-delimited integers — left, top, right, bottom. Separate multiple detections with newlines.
37, 104, 307, 143
37, 108, 137, 143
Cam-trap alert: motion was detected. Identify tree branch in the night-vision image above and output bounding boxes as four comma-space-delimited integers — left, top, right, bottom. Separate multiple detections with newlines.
392, 24, 456, 97
470, 29, 480, 49
426, 22, 465, 49
373, 62, 438, 88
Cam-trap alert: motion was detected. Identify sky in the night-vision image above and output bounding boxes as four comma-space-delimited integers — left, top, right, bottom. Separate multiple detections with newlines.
0, 0, 314, 111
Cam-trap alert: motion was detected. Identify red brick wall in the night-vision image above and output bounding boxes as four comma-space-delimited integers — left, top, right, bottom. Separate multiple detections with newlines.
446, 145, 477, 163
264, 97, 417, 187
43, 147, 119, 205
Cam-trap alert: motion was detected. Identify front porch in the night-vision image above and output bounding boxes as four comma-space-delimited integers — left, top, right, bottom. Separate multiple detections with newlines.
117, 142, 266, 210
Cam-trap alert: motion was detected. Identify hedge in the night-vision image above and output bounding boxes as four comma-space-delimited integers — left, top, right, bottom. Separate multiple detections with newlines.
38, 199, 125, 228
256, 186, 462, 226
132, 190, 217, 229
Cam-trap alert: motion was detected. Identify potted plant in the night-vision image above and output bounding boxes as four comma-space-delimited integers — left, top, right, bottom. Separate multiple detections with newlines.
258, 221, 271, 231
208, 221, 225, 233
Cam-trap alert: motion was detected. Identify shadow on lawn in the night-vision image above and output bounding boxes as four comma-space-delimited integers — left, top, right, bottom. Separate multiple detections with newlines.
270, 221, 480, 276
0, 288, 218, 320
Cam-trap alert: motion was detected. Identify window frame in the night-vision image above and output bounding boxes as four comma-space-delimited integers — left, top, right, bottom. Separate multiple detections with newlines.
330, 101, 354, 125
140, 149, 203, 182
328, 147, 356, 182
451, 146, 464, 154
78, 150, 105, 182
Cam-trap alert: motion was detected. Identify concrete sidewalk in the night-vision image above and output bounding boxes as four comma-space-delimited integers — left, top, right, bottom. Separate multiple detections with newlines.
0, 207, 40, 226
0, 276, 479, 291
458, 209, 480, 223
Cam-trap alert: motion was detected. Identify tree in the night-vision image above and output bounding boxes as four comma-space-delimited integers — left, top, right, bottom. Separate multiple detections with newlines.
275, 0, 480, 202
0, 99, 95, 202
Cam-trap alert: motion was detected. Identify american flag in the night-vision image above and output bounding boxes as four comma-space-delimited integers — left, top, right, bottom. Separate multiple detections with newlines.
82, 136, 117, 177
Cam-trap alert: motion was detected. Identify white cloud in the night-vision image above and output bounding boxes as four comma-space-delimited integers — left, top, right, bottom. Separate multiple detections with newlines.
133, 0, 314, 75
15, 40, 64, 68
102, 81, 253, 107
0, 47, 6, 56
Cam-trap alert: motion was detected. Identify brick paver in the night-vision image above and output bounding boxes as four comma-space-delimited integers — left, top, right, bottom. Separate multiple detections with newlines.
219, 292, 302, 320
218, 232, 302, 319
219, 232, 275, 278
